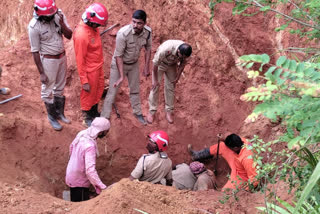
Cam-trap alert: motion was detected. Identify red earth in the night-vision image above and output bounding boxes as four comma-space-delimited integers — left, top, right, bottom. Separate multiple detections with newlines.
0, 0, 305, 213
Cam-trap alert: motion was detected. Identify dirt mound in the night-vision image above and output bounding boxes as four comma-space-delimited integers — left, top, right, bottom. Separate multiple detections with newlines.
0, 0, 304, 213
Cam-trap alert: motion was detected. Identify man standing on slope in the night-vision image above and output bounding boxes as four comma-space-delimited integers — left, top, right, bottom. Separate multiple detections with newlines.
146, 40, 192, 124
66, 117, 110, 202
188, 134, 259, 191
101, 10, 152, 125
28, 0, 72, 131
73, 3, 109, 127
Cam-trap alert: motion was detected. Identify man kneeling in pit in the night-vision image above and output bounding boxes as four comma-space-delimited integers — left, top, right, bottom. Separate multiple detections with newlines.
129, 130, 172, 186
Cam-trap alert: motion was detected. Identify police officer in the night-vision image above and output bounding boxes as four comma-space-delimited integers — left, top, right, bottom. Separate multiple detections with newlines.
129, 130, 172, 185
101, 10, 152, 125
146, 40, 192, 124
28, 0, 72, 131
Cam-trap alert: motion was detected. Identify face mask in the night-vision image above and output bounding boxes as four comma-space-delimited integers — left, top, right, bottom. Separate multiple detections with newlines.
98, 131, 107, 139
146, 141, 158, 153
42, 15, 55, 22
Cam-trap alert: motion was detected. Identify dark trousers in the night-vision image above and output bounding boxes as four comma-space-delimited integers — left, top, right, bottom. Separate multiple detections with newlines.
70, 187, 89, 202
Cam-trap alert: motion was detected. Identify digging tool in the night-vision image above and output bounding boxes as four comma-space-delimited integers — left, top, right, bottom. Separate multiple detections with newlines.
100, 23, 120, 36
214, 133, 222, 176
113, 103, 120, 118
0, 94, 22, 104
0, 87, 11, 95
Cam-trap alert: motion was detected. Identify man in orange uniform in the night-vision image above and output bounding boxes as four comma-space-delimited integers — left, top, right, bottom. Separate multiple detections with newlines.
73, 3, 109, 127
188, 134, 258, 191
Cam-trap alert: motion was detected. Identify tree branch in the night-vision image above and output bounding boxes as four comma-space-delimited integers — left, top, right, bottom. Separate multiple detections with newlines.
287, 0, 313, 23
235, 0, 320, 30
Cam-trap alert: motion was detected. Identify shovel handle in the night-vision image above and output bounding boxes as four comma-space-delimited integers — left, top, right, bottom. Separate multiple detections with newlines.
0, 94, 22, 104
214, 133, 223, 175
100, 23, 120, 36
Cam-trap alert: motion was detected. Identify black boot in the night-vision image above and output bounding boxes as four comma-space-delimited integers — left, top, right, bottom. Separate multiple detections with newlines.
54, 96, 71, 124
188, 144, 213, 161
134, 113, 147, 125
90, 104, 100, 118
82, 110, 93, 127
44, 102, 62, 131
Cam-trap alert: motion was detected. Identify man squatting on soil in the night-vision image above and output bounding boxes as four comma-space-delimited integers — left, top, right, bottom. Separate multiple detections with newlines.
28, 0, 72, 131
188, 133, 259, 192
129, 130, 173, 185
73, 3, 109, 127
65, 117, 110, 202
101, 10, 152, 125
146, 40, 192, 124
172, 161, 216, 191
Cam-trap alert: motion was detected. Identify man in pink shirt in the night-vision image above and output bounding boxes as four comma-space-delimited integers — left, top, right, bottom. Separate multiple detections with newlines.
65, 117, 110, 202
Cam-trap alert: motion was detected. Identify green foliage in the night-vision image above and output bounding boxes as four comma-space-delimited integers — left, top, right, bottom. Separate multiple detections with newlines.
239, 54, 320, 149
257, 196, 320, 213
238, 54, 320, 212
209, 0, 320, 40
207, 0, 320, 211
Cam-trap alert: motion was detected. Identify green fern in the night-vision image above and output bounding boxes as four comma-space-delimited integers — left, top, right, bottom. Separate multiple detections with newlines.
239, 54, 320, 149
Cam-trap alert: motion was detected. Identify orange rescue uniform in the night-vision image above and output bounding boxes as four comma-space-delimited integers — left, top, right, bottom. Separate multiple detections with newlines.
73, 22, 104, 111
209, 138, 258, 190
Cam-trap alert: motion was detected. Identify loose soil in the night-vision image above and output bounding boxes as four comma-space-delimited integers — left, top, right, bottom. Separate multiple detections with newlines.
0, 0, 305, 213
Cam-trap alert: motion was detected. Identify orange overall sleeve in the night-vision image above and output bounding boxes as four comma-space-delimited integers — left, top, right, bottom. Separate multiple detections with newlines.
74, 25, 89, 85
242, 157, 258, 189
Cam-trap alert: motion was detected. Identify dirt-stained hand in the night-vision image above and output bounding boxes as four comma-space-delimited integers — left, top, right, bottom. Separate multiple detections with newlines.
151, 80, 159, 91
83, 83, 90, 92
57, 10, 64, 26
113, 77, 123, 88
142, 68, 150, 78
40, 73, 48, 84
171, 79, 178, 87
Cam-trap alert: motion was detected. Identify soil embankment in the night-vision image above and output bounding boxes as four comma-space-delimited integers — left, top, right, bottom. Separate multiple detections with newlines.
0, 0, 300, 213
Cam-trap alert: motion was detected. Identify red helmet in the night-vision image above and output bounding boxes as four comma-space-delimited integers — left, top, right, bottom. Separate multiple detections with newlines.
82, 3, 108, 26
148, 131, 169, 152
34, 0, 57, 16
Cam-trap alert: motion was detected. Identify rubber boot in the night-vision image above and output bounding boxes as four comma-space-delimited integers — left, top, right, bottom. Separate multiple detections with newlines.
82, 110, 93, 127
146, 111, 154, 124
134, 113, 147, 125
44, 102, 62, 131
54, 96, 71, 124
166, 111, 173, 124
188, 144, 213, 161
90, 104, 100, 118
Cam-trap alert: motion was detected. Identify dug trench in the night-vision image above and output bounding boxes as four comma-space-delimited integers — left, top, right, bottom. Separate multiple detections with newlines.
0, 0, 301, 213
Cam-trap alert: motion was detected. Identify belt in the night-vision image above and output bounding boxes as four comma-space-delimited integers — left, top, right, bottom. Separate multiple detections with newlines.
123, 61, 137, 65
161, 61, 175, 66
43, 51, 66, 59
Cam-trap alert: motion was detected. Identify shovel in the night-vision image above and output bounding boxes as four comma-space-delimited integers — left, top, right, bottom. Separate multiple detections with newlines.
100, 23, 120, 36
0, 94, 22, 104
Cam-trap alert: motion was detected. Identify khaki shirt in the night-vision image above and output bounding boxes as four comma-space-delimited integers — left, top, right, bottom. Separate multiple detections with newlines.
172, 163, 197, 190
113, 24, 152, 64
28, 11, 70, 55
131, 152, 172, 184
152, 40, 184, 66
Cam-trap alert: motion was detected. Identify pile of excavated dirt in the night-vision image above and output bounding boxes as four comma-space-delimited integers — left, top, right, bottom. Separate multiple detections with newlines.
0, 0, 306, 213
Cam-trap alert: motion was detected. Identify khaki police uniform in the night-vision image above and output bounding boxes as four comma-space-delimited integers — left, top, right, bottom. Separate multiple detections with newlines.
28, 11, 70, 103
131, 152, 172, 184
148, 40, 184, 114
101, 24, 152, 118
